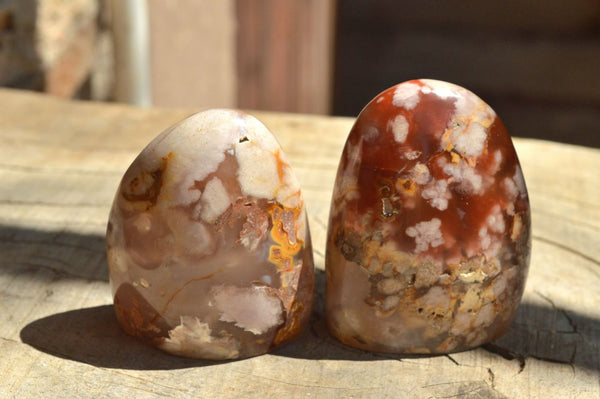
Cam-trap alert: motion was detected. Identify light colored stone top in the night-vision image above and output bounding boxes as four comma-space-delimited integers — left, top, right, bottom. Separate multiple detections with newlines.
0, 88, 598, 398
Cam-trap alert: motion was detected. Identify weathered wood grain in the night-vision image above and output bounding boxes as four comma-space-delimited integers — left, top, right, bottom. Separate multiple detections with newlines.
0, 88, 598, 398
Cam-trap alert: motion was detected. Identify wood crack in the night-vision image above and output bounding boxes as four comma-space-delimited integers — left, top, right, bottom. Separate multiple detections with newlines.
487, 367, 495, 389
105, 369, 192, 394
445, 354, 459, 365
529, 354, 577, 374
534, 290, 579, 334
534, 290, 580, 367
533, 190, 600, 211
533, 235, 600, 268
233, 370, 382, 391
481, 343, 526, 373
13, 261, 105, 282
0, 336, 20, 344
533, 208, 600, 232
2, 237, 105, 255
484, 340, 580, 374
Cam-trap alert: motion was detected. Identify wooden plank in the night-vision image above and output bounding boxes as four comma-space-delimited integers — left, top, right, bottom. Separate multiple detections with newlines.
0, 88, 599, 398
236, 0, 335, 114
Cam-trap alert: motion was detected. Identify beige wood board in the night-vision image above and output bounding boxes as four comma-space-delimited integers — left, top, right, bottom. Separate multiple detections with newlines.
0, 89, 598, 398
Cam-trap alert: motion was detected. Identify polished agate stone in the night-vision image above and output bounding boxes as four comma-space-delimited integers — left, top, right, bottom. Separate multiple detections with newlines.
106, 109, 314, 360
326, 80, 531, 354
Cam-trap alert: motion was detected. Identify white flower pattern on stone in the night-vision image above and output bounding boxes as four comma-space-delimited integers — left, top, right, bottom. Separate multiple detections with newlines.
406, 218, 445, 253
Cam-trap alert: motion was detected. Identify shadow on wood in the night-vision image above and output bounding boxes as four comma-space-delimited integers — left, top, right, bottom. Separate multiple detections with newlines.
270, 300, 600, 373
272, 270, 600, 373
0, 225, 108, 282
20, 266, 599, 373
486, 299, 600, 372
19, 305, 220, 370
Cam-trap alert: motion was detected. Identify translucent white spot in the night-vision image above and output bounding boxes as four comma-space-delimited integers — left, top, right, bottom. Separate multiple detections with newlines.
475, 302, 496, 328
503, 177, 519, 200
212, 285, 283, 335
168, 213, 215, 256
381, 295, 400, 311
404, 150, 421, 160
421, 179, 451, 210
492, 274, 508, 297
236, 143, 280, 201
133, 213, 152, 233
261, 275, 272, 285
412, 163, 431, 185
389, 115, 410, 143
452, 122, 487, 158
364, 126, 379, 141
160, 316, 240, 360
443, 161, 483, 195
479, 227, 491, 250
377, 278, 404, 295
487, 204, 505, 233
495, 150, 502, 162
490, 150, 503, 174
406, 218, 444, 253
176, 175, 202, 206
392, 82, 421, 110
419, 286, 452, 315
420, 80, 460, 100
200, 177, 232, 223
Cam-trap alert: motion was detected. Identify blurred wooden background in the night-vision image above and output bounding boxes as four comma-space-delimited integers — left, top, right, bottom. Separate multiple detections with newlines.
1, 0, 598, 147
333, 0, 600, 148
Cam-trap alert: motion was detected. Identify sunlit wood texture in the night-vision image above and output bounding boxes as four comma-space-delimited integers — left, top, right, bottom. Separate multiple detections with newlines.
1, 88, 599, 398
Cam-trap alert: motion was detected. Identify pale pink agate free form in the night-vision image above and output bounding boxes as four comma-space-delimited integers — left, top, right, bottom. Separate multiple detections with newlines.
106, 109, 314, 360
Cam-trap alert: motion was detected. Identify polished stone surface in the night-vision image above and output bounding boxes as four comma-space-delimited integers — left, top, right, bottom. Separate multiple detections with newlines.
107, 109, 314, 359
326, 80, 531, 354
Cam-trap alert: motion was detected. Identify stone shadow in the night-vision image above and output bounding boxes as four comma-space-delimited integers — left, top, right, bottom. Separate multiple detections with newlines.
19, 305, 221, 370
272, 300, 600, 372
272, 269, 600, 372
0, 224, 108, 282
5, 223, 215, 370
11, 226, 598, 372
17, 269, 600, 371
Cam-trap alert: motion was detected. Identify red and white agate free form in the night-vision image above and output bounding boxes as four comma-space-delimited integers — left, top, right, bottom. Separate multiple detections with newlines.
326, 80, 531, 354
